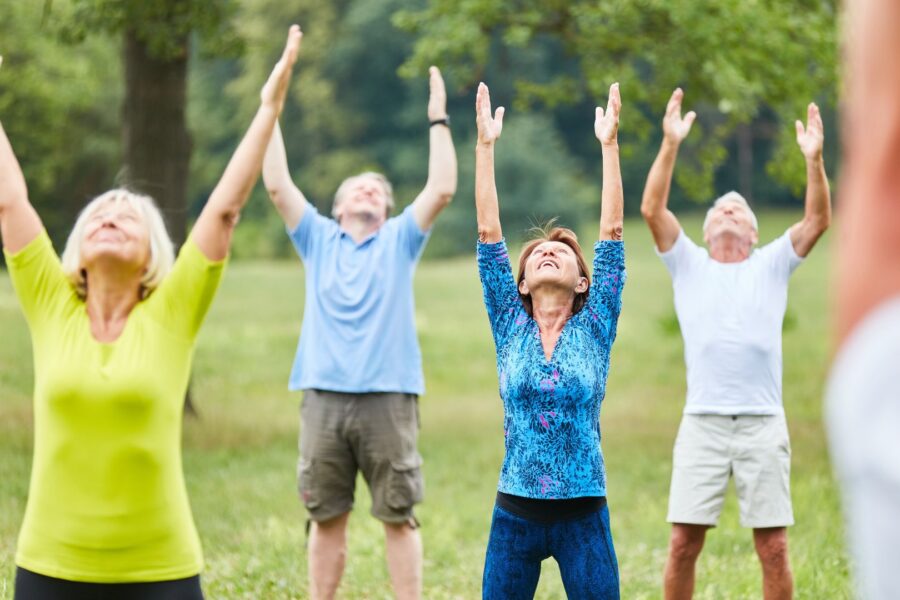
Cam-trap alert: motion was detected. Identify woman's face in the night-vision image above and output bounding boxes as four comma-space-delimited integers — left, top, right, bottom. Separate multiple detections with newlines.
519, 240, 588, 299
80, 200, 151, 277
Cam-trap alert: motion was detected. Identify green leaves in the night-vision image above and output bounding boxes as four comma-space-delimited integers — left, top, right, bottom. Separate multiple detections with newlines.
397, 0, 838, 201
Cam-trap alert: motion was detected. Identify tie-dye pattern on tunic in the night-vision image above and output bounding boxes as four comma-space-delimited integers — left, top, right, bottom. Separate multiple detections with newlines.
477, 239, 625, 499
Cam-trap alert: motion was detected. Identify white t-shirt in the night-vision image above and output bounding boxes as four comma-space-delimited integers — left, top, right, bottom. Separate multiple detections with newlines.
826, 296, 900, 600
658, 229, 803, 415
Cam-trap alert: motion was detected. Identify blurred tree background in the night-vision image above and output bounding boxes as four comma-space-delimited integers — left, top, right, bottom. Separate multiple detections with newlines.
0, 0, 839, 259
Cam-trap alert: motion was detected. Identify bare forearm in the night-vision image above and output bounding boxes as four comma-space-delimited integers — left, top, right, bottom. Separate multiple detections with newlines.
208, 104, 279, 216
641, 138, 679, 217
263, 120, 306, 229
0, 121, 28, 211
475, 142, 502, 243
804, 155, 831, 229
413, 124, 458, 230
599, 142, 623, 241
427, 124, 457, 196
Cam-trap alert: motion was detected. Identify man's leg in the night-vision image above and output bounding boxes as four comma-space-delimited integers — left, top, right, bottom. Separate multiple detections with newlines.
308, 513, 351, 600
753, 527, 792, 600
298, 390, 358, 600
385, 519, 423, 600
353, 392, 425, 599
664, 524, 708, 600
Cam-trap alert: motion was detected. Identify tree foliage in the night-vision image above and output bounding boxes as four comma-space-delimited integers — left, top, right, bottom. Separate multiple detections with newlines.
396, 0, 839, 199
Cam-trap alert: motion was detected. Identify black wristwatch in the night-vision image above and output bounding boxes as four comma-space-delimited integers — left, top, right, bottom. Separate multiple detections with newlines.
429, 116, 450, 128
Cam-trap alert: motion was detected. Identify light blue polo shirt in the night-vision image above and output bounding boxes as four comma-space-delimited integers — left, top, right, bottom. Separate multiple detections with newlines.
286, 202, 429, 395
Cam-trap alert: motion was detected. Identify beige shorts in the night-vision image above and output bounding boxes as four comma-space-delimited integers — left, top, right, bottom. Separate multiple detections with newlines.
667, 414, 793, 529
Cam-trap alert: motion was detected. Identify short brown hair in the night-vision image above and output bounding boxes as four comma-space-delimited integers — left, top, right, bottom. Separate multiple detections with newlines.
516, 226, 590, 318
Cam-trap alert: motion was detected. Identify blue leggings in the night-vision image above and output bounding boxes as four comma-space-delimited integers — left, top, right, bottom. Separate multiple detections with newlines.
482, 504, 620, 599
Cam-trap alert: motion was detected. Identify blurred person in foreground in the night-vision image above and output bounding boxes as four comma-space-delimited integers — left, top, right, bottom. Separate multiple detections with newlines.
826, 1, 900, 598
0, 27, 301, 600
641, 89, 831, 600
475, 81, 625, 599
262, 64, 457, 599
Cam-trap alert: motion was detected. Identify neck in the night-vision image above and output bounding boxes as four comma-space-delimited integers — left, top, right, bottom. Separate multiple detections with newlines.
531, 290, 575, 332
84, 267, 142, 327
339, 213, 384, 244
708, 233, 752, 263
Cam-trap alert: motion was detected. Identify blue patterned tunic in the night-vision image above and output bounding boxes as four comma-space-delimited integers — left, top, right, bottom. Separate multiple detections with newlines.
477, 239, 625, 499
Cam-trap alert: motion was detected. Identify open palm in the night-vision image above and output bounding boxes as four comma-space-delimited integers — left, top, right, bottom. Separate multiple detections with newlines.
475, 82, 504, 145
594, 83, 621, 145
663, 88, 696, 143
260, 26, 302, 112
796, 102, 824, 160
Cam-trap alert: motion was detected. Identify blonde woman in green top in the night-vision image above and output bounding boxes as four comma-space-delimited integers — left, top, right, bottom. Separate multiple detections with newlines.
0, 26, 301, 600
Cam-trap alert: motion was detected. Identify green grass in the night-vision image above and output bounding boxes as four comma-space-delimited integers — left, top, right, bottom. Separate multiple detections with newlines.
0, 212, 850, 598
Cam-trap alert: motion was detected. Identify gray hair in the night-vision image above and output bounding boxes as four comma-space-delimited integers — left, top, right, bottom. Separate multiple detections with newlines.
61, 189, 175, 300
702, 191, 759, 233
332, 172, 395, 220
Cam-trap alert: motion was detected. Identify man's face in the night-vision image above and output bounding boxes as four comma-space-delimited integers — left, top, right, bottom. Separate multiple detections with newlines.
334, 176, 389, 225
704, 200, 758, 246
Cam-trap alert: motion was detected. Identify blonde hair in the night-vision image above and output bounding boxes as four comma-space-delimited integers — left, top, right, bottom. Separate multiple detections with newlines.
332, 172, 395, 220
61, 189, 175, 300
703, 191, 759, 233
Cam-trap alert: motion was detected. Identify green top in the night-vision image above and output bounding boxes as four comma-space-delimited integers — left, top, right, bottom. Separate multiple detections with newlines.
5, 231, 225, 583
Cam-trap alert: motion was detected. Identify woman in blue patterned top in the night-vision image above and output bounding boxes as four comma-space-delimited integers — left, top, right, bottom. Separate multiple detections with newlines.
475, 81, 625, 599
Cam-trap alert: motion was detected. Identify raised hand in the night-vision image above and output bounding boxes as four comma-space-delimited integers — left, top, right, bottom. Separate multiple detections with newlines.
260, 25, 303, 113
475, 82, 504, 146
663, 88, 696, 144
796, 102, 824, 161
427, 66, 448, 121
594, 83, 621, 146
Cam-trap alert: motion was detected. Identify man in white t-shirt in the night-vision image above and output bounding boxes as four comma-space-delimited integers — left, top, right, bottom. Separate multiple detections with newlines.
641, 89, 832, 600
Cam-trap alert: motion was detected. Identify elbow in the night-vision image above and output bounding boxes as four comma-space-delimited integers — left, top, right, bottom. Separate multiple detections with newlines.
602, 221, 624, 241
478, 224, 501, 243
640, 203, 656, 222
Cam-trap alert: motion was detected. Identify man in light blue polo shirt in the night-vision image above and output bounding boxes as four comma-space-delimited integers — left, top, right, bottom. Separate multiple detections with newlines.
262, 66, 457, 600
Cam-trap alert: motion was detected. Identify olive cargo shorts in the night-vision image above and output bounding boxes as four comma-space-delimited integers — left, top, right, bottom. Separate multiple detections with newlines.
298, 389, 424, 523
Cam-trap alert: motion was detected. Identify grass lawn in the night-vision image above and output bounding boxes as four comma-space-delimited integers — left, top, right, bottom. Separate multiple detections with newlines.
0, 212, 850, 598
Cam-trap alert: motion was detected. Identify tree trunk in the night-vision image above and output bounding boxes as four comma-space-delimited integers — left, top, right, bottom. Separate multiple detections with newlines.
122, 29, 198, 417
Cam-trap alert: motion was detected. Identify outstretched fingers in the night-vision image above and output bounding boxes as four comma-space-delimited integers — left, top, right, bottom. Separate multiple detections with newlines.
607, 82, 621, 119
666, 88, 684, 119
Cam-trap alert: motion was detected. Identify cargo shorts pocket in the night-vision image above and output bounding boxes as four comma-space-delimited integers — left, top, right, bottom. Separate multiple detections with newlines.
386, 454, 424, 510
297, 458, 320, 510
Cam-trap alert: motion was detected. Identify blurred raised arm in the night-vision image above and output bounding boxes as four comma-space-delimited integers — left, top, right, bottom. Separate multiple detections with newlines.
594, 83, 623, 241
263, 120, 308, 231
0, 57, 43, 253
411, 66, 458, 231
474, 82, 504, 244
640, 88, 695, 252
192, 26, 302, 261
789, 102, 831, 258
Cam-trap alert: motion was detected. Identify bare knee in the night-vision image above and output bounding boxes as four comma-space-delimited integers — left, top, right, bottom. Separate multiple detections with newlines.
310, 513, 350, 547
669, 524, 707, 564
754, 528, 790, 572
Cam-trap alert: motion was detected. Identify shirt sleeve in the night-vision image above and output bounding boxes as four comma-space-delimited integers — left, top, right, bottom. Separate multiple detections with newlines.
476, 239, 522, 349
756, 228, 804, 280
287, 201, 338, 261
657, 229, 703, 279
145, 236, 227, 340
584, 240, 626, 346
3, 230, 74, 334
395, 205, 430, 261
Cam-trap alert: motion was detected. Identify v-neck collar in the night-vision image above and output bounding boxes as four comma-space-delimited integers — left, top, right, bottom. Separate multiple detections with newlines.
533, 317, 572, 364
